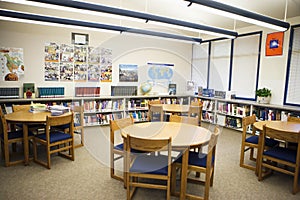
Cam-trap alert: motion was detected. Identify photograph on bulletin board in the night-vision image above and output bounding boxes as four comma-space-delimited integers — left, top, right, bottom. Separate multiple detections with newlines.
266, 32, 284, 56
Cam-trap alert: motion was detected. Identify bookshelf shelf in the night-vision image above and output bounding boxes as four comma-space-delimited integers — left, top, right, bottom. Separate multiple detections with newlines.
1, 94, 300, 131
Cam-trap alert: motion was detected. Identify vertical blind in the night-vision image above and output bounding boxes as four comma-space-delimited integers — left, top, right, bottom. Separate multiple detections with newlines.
192, 43, 209, 89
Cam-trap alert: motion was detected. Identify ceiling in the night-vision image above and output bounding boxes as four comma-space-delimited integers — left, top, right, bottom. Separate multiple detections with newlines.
1, 0, 300, 39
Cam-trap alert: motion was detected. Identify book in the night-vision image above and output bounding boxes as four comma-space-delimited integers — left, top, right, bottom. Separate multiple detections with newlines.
168, 84, 176, 95
23, 83, 35, 98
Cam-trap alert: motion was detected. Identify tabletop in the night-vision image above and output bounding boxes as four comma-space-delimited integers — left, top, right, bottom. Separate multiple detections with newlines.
253, 120, 300, 133
121, 121, 211, 148
5, 109, 52, 123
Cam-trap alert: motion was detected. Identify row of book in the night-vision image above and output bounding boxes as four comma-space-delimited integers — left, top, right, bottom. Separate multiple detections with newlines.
217, 102, 250, 117
83, 100, 125, 112
216, 114, 242, 129
75, 87, 100, 97
128, 111, 149, 122
38, 87, 64, 98
84, 112, 124, 125
201, 100, 215, 111
202, 111, 214, 123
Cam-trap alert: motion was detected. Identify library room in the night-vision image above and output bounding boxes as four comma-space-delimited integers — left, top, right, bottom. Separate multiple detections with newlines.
0, 0, 300, 199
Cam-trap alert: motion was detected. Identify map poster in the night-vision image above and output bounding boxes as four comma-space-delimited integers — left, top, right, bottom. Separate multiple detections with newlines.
0, 47, 25, 81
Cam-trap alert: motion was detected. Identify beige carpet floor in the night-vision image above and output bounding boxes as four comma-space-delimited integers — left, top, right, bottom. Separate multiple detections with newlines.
1, 123, 300, 200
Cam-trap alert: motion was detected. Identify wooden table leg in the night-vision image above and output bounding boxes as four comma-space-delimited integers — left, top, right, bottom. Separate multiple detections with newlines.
180, 147, 189, 200
23, 124, 29, 165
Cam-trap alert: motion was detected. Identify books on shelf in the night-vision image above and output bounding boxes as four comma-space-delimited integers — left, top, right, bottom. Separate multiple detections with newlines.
37, 87, 64, 98
75, 87, 100, 97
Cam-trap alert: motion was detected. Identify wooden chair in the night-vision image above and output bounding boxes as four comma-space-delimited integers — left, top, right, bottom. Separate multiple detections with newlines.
169, 115, 198, 126
188, 103, 202, 126
258, 125, 300, 194
126, 135, 172, 200
148, 104, 164, 122
54, 106, 84, 148
171, 126, 220, 200
33, 113, 74, 169
240, 114, 279, 171
110, 116, 134, 181
286, 116, 300, 150
0, 109, 34, 167
147, 99, 161, 121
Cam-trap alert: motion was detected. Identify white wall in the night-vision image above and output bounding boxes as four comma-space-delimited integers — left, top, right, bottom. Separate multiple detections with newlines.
0, 20, 192, 96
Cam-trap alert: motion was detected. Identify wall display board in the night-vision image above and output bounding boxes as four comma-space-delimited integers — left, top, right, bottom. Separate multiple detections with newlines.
44, 42, 112, 82
147, 62, 174, 90
0, 47, 25, 81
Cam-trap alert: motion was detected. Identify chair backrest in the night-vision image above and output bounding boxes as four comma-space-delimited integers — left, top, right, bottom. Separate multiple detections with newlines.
262, 125, 300, 144
127, 135, 172, 153
12, 104, 31, 112
0, 108, 8, 139
188, 105, 202, 126
169, 115, 198, 126
149, 105, 164, 121
242, 114, 256, 137
71, 105, 84, 126
190, 101, 202, 106
287, 116, 300, 123
110, 116, 134, 144
45, 113, 74, 139
208, 126, 220, 153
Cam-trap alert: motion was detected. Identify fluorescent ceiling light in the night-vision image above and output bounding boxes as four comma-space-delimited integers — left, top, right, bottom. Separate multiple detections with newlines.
0, 9, 202, 43
184, 0, 290, 32
3, 0, 238, 38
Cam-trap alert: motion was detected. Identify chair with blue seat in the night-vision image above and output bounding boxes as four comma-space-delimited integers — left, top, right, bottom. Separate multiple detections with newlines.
126, 135, 172, 200
33, 113, 74, 169
0, 109, 34, 167
240, 114, 279, 171
258, 125, 300, 194
51, 105, 84, 148
171, 126, 220, 200
110, 116, 134, 182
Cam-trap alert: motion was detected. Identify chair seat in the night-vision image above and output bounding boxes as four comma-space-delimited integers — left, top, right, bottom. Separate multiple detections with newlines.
0, 130, 33, 140
130, 155, 169, 175
175, 151, 215, 167
35, 131, 72, 143
263, 146, 297, 163
245, 135, 279, 147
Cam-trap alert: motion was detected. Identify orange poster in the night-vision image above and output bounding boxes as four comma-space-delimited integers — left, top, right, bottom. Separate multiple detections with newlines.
266, 32, 284, 56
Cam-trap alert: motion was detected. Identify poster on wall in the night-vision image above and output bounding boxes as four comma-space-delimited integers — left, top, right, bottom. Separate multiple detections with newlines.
45, 62, 59, 81
0, 47, 25, 81
100, 48, 112, 82
119, 64, 138, 82
147, 62, 174, 89
88, 47, 101, 82
266, 32, 284, 56
74, 63, 87, 81
60, 44, 74, 81
45, 42, 59, 62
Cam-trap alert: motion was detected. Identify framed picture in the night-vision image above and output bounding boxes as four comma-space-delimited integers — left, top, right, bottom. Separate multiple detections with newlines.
72, 33, 89, 45
266, 32, 284, 56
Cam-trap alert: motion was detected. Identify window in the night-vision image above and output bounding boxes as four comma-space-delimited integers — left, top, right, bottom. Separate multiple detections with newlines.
284, 25, 300, 106
192, 43, 209, 89
230, 32, 262, 99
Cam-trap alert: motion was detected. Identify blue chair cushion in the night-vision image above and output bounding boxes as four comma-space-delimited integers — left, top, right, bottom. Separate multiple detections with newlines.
36, 131, 72, 143
246, 135, 279, 147
175, 151, 214, 167
1, 130, 34, 140
130, 154, 169, 175
263, 146, 297, 163
114, 143, 123, 151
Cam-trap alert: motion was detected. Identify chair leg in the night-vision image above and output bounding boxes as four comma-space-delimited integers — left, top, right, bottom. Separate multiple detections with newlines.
4, 142, 10, 167
46, 146, 51, 169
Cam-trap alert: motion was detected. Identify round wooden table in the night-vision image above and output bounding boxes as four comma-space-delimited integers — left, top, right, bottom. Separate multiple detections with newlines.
121, 121, 212, 200
253, 120, 300, 132
5, 109, 57, 165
